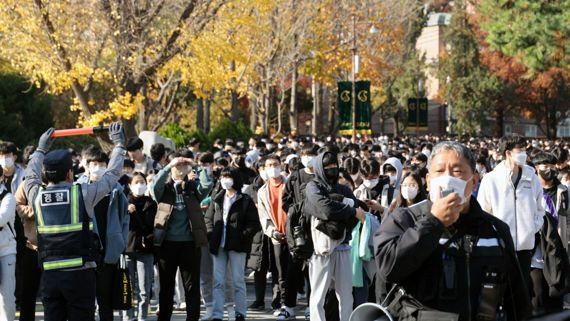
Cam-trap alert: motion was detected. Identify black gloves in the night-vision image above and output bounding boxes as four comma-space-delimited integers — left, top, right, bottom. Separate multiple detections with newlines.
37, 128, 55, 154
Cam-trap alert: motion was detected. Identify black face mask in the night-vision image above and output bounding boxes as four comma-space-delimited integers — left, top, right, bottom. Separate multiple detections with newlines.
539, 169, 555, 181
324, 168, 339, 182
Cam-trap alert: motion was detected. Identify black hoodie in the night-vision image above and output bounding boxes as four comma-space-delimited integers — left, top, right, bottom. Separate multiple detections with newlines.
303, 152, 358, 243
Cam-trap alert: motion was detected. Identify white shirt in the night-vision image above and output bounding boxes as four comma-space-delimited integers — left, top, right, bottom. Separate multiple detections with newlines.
221, 192, 237, 248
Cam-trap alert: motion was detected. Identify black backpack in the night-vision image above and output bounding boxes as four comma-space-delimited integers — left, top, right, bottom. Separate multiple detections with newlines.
539, 213, 570, 297
285, 172, 313, 261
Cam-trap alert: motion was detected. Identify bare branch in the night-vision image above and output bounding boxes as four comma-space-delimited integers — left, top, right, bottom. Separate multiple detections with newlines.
84, 31, 109, 93
137, 0, 199, 83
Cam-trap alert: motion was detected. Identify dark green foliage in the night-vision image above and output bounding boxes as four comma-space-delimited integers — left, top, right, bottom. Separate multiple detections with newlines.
0, 73, 53, 146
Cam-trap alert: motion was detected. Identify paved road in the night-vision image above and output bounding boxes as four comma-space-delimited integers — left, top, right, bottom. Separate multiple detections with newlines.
22, 277, 309, 321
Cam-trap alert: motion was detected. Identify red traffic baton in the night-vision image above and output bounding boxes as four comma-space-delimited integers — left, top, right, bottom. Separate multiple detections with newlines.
51, 125, 109, 137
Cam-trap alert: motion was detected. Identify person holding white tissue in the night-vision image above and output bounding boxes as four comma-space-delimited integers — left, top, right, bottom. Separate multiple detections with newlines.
477, 134, 545, 292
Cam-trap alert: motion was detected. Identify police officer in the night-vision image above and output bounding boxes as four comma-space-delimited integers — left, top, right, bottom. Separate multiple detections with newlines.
24, 123, 126, 320
374, 141, 532, 321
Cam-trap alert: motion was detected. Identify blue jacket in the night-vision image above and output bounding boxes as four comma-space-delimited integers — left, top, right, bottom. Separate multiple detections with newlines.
93, 183, 130, 264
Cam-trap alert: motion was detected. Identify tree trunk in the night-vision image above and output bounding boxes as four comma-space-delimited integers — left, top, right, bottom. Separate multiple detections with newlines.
289, 66, 298, 133
249, 95, 257, 132
204, 98, 211, 134
196, 98, 204, 131
139, 84, 148, 132
229, 59, 240, 122
231, 90, 239, 122
311, 79, 318, 136
494, 106, 504, 137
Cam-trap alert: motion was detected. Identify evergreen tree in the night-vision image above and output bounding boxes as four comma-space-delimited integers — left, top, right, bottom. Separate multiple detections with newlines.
480, 0, 570, 73
438, 0, 501, 134
0, 72, 53, 146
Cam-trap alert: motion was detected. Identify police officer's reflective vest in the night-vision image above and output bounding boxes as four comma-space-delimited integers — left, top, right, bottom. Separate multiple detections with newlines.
33, 184, 95, 271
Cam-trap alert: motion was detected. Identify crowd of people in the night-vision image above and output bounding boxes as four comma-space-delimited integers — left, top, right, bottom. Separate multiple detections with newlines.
0, 125, 569, 321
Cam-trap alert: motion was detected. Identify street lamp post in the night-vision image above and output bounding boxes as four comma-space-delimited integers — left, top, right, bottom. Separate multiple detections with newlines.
351, 15, 357, 143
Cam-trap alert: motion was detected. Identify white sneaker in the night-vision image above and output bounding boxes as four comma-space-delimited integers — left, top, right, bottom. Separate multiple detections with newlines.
273, 307, 283, 317
248, 270, 256, 278
177, 302, 187, 310
276, 307, 295, 320
227, 306, 236, 321
200, 306, 214, 321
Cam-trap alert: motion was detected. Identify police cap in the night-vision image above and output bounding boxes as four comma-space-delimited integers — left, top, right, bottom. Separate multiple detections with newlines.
44, 149, 73, 172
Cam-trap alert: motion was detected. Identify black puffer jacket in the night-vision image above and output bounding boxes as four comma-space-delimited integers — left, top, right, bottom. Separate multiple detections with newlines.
303, 152, 359, 244
244, 176, 267, 270
204, 190, 260, 255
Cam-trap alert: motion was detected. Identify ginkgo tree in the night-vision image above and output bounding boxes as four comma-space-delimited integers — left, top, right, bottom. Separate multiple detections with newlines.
0, 0, 228, 135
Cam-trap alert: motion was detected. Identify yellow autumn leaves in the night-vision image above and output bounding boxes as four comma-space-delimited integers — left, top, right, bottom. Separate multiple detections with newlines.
0, 0, 410, 130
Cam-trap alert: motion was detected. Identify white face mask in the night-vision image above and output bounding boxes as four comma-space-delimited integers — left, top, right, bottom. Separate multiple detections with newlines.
350, 151, 358, 157
301, 156, 314, 168
389, 174, 397, 185
0, 157, 14, 169
363, 178, 379, 189
221, 178, 234, 190
260, 170, 269, 181
429, 175, 471, 204
512, 151, 527, 166
401, 186, 418, 200
266, 167, 281, 179
89, 166, 106, 181
131, 184, 147, 197
475, 164, 485, 174
350, 174, 360, 182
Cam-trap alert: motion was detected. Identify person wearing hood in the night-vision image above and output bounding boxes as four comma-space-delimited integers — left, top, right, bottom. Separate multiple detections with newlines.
304, 151, 366, 321
257, 155, 301, 320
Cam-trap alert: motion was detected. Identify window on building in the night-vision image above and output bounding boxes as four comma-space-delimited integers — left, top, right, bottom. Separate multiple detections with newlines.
525, 125, 537, 137
558, 126, 570, 137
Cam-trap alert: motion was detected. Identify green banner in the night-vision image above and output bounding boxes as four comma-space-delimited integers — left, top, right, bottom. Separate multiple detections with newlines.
338, 80, 372, 135
407, 97, 428, 128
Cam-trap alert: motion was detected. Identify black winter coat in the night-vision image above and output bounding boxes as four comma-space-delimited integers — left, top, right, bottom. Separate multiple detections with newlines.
244, 176, 268, 270
126, 194, 157, 253
204, 190, 261, 255
374, 197, 532, 321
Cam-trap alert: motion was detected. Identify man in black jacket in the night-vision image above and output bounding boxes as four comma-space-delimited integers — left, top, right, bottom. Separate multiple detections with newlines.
374, 141, 532, 321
